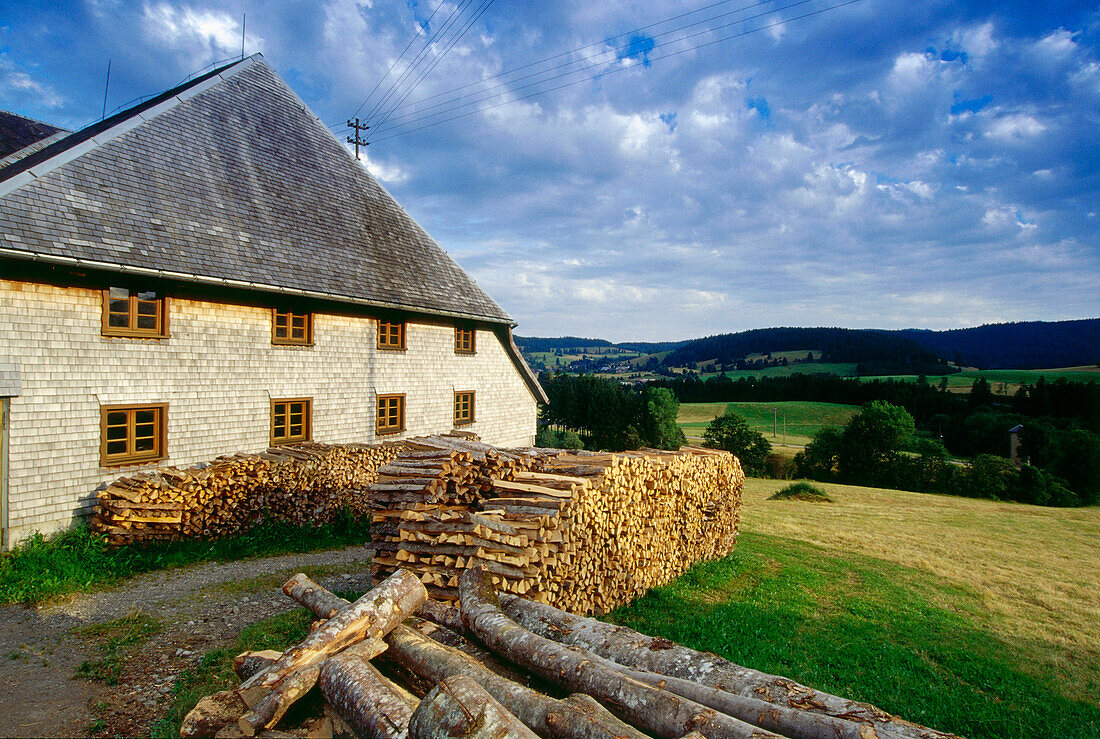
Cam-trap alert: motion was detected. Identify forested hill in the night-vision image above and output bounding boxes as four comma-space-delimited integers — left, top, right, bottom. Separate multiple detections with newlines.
894, 319, 1100, 369
665, 327, 955, 375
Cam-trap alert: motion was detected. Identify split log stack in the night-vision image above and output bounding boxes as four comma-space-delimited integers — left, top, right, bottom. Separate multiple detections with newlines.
369, 439, 744, 615
92, 442, 401, 545
181, 569, 963, 739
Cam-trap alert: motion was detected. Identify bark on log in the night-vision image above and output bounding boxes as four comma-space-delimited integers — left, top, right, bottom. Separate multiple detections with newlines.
280, 576, 644, 739
499, 594, 958, 739
320, 649, 417, 739
459, 568, 783, 739
240, 569, 426, 705
582, 644, 869, 739
407, 616, 555, 693
408, 675, 538, 739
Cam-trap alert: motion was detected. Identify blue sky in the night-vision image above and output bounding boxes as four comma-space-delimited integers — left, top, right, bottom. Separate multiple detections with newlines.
2, 0, 1098, 340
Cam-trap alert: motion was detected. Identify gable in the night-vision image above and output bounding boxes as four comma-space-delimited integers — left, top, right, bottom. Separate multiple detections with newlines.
0, 56, 510, 324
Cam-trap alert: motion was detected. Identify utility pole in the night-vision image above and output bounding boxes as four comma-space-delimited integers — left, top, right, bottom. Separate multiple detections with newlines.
347, 118, 369, 160
773, 408, 777, 437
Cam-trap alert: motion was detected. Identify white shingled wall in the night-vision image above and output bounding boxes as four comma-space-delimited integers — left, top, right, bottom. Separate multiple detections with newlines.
0, 279, 538, 544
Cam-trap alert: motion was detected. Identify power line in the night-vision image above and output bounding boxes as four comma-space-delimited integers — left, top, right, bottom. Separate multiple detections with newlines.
375, 0, 782, 127
369, 0, 863, 143
351, 0, 448, 119
365, 0, 478, 125
370, 0, 496, 133
371, 0, 811, 135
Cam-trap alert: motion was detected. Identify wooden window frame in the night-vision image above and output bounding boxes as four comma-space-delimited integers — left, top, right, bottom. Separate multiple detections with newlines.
271, 398, 312, 446
272, 310, 313, 346
377, 320, 406, 351
454, 326, 476, 354
453, 391, 475, 426
100, 403, 168, 467
376, 394, 406, 435
101, 288, 169, 338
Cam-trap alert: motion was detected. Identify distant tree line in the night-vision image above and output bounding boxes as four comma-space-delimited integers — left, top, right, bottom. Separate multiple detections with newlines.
663, 327, 956, 375
894, 318, 1100, 369
537, 373, 685, 451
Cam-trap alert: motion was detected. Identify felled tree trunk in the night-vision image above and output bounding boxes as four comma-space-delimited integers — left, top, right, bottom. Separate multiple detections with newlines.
282, 575, 646, 739
237, 570, 426, 735
180, 691, 248, 738
320, 649, 418, 739
409, 674, 538, 739
499, 593, 959, 739
459, 568, 783, 739
406, 616, 555, 693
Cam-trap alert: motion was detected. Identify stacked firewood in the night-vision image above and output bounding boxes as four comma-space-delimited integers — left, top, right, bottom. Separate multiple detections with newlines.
368, 440, 744, 615
181, 568, 961, 739
92, 443, 400, 545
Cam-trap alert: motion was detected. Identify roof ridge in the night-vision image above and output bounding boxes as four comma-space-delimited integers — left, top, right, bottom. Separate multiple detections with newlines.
0, 54, 261, 191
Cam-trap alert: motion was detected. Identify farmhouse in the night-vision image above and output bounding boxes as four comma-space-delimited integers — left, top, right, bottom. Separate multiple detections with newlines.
0, 54, 545, 547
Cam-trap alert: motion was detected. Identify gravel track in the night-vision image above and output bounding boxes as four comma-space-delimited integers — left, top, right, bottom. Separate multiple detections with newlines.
0, 545, 373, 738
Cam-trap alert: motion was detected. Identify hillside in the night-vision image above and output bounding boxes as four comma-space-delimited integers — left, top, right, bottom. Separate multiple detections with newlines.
665, 327, 955, 375
894, 319, 1100, 369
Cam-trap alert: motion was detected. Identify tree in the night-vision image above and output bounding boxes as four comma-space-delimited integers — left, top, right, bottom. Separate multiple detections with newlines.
838, 401, 915, 484
794, 427, 844, 480
703, 411, 772, 474
969, 377, 994, 410
641, 388, 685, 450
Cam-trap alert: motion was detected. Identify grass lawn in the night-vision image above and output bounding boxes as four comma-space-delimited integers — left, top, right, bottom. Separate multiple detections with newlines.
609, 480, 1100, 737
677, 400, 858, 447
0, 517, 371, 604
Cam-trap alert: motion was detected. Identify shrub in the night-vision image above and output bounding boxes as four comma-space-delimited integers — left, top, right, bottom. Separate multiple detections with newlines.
535, 426, 584, 450
768, 481, 833, 502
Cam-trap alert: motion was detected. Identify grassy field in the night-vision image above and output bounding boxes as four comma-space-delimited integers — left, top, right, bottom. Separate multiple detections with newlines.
699, 362, 860, 380
677, 400, 858, 447
610, 480, 1100, 737
862, 365, 1100, 394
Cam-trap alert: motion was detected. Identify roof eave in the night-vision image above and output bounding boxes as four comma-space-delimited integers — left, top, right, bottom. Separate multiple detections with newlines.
0, 247, 513, 326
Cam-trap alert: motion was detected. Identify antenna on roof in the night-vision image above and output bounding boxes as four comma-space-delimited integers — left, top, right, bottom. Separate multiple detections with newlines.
347, 117, 369, 160
101, 59, 111, 121
241, 14, 246, 60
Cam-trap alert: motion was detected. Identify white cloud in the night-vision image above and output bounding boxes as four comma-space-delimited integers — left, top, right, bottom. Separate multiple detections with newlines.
0, 70, 63, 107
984, 113, 1046, 142
141, 3, 261, 62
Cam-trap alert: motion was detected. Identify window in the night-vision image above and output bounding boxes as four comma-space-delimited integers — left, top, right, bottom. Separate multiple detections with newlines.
454, 327, 475, 354
378, 320, 406, 350
102, 288, 167, 337
271, 398, 312, 445
454, 391, 475, 426
377, 394, 405, 434
272, 311, 313, 345
100, 404, 167, 466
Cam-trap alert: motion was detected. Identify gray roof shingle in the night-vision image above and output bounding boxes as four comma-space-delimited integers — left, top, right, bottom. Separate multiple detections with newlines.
0, 55, 512, 324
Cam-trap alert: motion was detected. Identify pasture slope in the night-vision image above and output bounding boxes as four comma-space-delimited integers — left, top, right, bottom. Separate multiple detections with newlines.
610, 479, 1100, 738
677, 400, 859, 446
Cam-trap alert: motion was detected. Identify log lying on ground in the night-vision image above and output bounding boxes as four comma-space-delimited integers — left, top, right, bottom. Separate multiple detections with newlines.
459, 568, 783, 739
283, 575, 646, 739
499, 593, 959, 739
237, 569, 426, 735
320, 650, 418, 739
409, 675, 538, 739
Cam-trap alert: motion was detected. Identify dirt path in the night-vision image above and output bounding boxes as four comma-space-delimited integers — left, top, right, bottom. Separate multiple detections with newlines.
0, 545, 373, 738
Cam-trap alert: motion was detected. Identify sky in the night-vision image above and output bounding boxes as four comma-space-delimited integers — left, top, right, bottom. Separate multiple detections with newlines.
1, 1, 1098, 341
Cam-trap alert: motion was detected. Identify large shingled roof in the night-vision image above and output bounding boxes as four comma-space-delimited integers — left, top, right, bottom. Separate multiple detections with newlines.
0, 55, 512, 324
0, 110, 66, 161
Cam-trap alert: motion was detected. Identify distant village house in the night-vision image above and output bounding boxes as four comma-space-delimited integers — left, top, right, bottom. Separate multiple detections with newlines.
0, 55, 545, 547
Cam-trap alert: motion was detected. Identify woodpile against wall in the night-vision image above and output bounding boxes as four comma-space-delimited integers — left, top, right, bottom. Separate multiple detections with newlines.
181, 569, 962, 739
369, 437, 744, 615
92, 443, 400, 545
